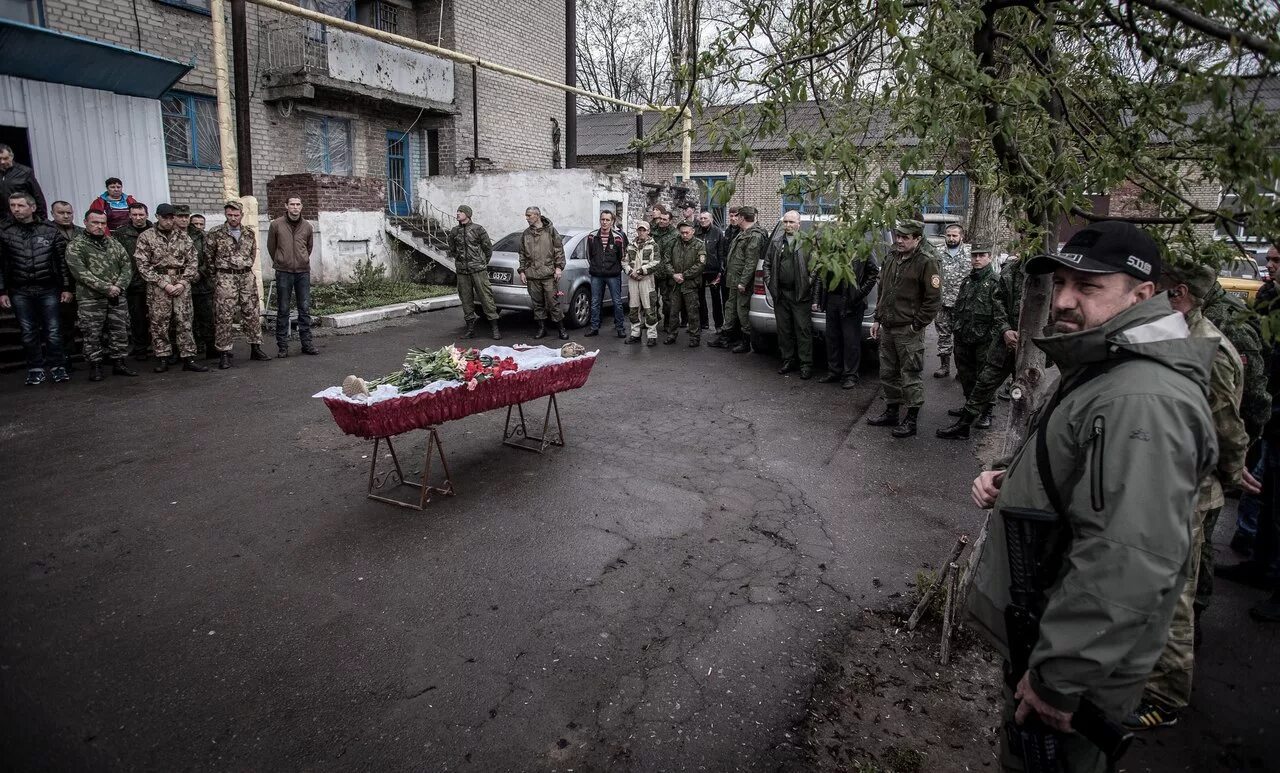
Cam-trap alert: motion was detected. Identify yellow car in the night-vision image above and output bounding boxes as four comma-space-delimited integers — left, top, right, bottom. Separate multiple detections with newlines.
1217, 257, 1265, 303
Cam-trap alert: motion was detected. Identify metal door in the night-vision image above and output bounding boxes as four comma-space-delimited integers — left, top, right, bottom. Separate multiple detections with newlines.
386, 130, 411, 216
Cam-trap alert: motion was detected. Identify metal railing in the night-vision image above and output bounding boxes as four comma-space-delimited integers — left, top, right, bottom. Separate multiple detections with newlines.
261, 20, 328, 76
386, 195, 455, 252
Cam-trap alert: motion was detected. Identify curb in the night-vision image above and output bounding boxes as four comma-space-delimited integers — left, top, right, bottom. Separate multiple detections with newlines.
315, 294, 462, 328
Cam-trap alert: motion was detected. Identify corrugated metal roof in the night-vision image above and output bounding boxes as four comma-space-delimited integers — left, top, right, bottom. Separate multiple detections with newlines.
0, 19, 191, 100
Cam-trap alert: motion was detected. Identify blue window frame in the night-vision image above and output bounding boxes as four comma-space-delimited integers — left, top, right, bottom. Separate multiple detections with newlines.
903, 173, 970, 217
155, 0, 211, 16
781, 174, 838, 217
676, 174, 729, 225
161, 92, 221, 169
305, 115, 353, 176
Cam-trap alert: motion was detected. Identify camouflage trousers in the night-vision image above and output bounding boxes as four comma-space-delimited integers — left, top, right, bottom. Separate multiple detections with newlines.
1195, 506, 1222, 614
1144, 505, 1214, 711
954, 336, 994, 403
77, 295, 131, 362
214, 271, 262, 351
934, 305, 954, 356
526, 277, 564, 322
457, 270, 498, 323
147, 283, 196, 359
665, 278, 701, 339
963, 338, 1015, 418
878, 324, 926, 408
626, 274, 661, 339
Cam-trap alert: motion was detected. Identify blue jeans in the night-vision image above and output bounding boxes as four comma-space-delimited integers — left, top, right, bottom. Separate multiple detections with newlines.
274, 271, 313, 349
590, 275, 625, 332
11, 286, 65, 369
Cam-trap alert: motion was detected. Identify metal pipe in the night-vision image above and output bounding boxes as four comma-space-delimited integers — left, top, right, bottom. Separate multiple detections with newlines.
564, 0, 576, 168
244, 0, 660, 113
681, 108, 692, 182
209, 0, 238, 200
230, 0, 253, 195
635, 112, 643, 170
471, 63, 479, 172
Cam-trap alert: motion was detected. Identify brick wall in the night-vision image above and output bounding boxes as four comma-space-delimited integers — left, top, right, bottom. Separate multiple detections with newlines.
265, 173, 386, 219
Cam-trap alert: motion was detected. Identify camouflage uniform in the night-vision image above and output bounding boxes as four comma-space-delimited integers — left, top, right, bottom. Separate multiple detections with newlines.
960, 256, 1026, 419
624, 238, 662, 340
1144, 307, 1247, 715
650, 222, 678, 328
65, 232, 132, 362
517, 216, 566, 323
950, 262, 1001, 400
933, 243, 971, 357
663, 235, 706, 342
449, 220, 497, 324
115, 221, 152, 355
188, 221, 215, 354
873, 236, 943, 409
720, 221, 769, 342
134, 226, 198, 358
206, 223, 262, 352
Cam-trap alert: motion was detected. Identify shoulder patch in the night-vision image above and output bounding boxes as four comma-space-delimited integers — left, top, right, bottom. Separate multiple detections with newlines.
930, 274, 941, 289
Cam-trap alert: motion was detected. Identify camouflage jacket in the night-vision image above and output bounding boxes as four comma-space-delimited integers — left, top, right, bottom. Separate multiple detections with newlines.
624, 240, 661, 276
665, 237, 706, 283
1203, 282, 1271, 442
189, 226, 213, 293
114, 221, 152, 288
724, 223, 769, 290
993, 257, 1027, 336
206, 223, 257, 271
448, 222, 493, 275
874, 241, 942, 329
1189, 308, 1248, 509
134, 226, 197, 286
65, 233, 132, 298
952, 263, 1001, 345
649, 223, 678, 279
937, 243, 972, 307
517, 216, 565, 280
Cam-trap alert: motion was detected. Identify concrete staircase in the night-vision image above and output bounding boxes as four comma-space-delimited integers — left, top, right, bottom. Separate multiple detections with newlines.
385, 208, 455, 274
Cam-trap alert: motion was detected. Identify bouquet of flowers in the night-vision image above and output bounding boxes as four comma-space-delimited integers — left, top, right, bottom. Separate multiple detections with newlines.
341, 345, 518, 397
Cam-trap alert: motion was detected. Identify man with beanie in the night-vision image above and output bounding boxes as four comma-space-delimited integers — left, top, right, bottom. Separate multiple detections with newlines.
448, 204, 500, 339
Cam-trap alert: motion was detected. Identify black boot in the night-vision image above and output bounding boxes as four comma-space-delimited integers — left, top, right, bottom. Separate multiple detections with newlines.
219, 352, 232, 369
490, 321, 502, 340
111, 359, 138, 377
533, 322, 547, 340
250, 344, 271, 362
183, 358, 209, 373
730, 340, 751, 354
866, 404, 900, 426
891, 407, 919, 438
947, 407, 966, 417
464, 320, 477, 339
975, 408, 993, 430
558, 322, 569, 340
933, 354, 950, 379
89, 361, 105, 382
936, 413, 974, 440
154, 357, 170, 373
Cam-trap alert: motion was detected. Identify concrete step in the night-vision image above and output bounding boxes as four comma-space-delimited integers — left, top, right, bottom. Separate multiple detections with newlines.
317, 294, 461, 328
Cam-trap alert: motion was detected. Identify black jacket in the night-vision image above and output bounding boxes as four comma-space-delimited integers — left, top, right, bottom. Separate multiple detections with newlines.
586, 228, 628, 277
695, 223, 727, 274
764, 233, 814, 302
816, 253, 880, 315
0, 162, 48, 223
0, 219, 70, 293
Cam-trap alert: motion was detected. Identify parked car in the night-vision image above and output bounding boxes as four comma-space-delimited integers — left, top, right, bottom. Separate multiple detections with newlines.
747, 219, 889, 356
1218, 256, 1264, 303
486, 228, 628, 328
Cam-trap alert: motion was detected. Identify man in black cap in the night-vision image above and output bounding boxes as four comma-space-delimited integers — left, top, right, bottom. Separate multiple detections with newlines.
133, 203, 207, 372
966, 221, 1218, 773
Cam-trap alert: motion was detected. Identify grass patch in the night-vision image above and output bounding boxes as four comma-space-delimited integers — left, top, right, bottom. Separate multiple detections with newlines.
307, 281, 453, 315
910, 568, 947, 624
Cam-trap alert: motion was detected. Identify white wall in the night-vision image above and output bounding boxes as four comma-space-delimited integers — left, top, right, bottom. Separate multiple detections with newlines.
314, 210, 390, 283
416, 168, 636, 242
0, 76, 170, 216
326, 28, 454, 103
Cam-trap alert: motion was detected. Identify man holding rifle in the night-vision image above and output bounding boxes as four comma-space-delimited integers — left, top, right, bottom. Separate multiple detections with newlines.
966, 222, 1219, 772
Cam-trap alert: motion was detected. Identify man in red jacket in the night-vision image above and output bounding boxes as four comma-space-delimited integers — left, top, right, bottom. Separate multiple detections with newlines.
88, 177, 139, 234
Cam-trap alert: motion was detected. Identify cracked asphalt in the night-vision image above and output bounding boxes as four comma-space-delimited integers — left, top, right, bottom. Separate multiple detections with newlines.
4, 308, 1268, 771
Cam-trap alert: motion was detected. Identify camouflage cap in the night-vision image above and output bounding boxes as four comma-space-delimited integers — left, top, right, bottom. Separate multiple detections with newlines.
971, 242, 993, 254
224, 199, 243, 211
172, 204, 191, 216
893, 219, 925, 236
677, 219, 695, 229
1162, 258, 1218, 299
636, 221, 650, 231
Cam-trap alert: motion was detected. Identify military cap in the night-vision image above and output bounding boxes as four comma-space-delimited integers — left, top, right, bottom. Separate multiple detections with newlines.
223, 199, 243, 212
893, 219, 925, 236
172, 204, 191, 216
677, 219, 695, 229
971, 242, 993, 254
457, 204, 473, 218
155, 203, 176, 217
1162, 258, 1218, 299
738, 205, 758, 219
636, 221, 650, 231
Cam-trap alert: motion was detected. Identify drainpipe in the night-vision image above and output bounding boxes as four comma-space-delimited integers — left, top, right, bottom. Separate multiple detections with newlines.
564, 0, 576, 169
635, 112, 643, 171
681, 108, 692, 182
471, 63, 479, 173
209, 0, 237, 201
231, 0, 254, 195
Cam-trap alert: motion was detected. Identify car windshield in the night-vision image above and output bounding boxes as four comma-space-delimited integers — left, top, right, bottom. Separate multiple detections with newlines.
1219, 259, 1259, 279
493, 233, 523, 252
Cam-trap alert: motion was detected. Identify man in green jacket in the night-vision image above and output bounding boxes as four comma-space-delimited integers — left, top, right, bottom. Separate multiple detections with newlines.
65, 210, 137, 381
937, 244, 1001, 438
968, 222, 1218, 773
710, 206, 768, 353
448, 204, 500, 340
517, 206, 568, 340
867, 219, 943, 437
663, 221, 706, 347
763, 210, 815, 378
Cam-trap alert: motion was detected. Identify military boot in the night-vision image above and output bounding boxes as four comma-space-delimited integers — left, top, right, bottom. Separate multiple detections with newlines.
891, 407, 919, 438
183, 358, 209, 373
533, 322, 547, 340
154, 357, 170, 373
490, 321, 502, 340
975, 407, 993, 430
219, 352, 233, 370
933, 354, 950, 378
557, 322, 569, 340
89, 361, 105, 382
250, 344, 271, 362
111, 359, 138, 377
936, 413, 974, 440
730, 340, 751, 354
866, 404, 900, 427
464, 320, 477, 339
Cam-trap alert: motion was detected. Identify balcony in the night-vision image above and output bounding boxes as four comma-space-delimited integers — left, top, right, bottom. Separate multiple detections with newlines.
259, 21, 455, 113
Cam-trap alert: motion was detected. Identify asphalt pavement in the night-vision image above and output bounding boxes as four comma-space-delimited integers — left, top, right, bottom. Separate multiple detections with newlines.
0, 311, 1274, 772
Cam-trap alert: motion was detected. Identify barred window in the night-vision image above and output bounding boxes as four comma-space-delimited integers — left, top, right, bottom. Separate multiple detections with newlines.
162, 92, 221, 169
902, 173, 970, 218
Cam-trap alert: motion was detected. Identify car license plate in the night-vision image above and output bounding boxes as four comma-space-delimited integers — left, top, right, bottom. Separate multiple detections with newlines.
489, 270, 512, 284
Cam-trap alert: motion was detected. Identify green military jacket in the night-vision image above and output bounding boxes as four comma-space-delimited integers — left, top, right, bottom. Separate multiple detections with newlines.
65, 233, 132, 298
967, 295, 1217, 720
114, 222, 152, 289
624, 240, 661, 276
134, 226, 198, 286
1203, 282, 1270, 442
517, 216, 566, 280
1188, 308, 1248, 510
724, 223, 768, 291
649, 223, 678, 280
188, 226, 213, 294
952, 263, 1001, 345
937, 243, 971, 307
665, 237, 706, 284
206, 223, 257, 271
874, 241, 942, 329
448, 221, 493, 275
994, 257, 1027, 337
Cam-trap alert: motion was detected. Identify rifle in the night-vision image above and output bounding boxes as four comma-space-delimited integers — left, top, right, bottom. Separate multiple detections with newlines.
1001, 507, 1134, 771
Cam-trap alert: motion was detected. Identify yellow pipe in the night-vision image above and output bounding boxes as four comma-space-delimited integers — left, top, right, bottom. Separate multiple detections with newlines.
209, 0, 238, 201
681, 108, 692, 182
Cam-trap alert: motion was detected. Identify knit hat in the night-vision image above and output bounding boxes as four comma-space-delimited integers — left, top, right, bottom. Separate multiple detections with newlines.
457, 205, 473, 218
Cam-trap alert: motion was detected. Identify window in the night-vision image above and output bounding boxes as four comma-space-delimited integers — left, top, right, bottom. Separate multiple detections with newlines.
903, 173, 970, 218
0, 0, 43, 25
1215, 185, 1278, 242
374, 1, 399, 33
676, 174, 729, 225
155, 0, 210, 15
781, 174, 838, 217
162, 92, 221, 169
305, 116, 353, 175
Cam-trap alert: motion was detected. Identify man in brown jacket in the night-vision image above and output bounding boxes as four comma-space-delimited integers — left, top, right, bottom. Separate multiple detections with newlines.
517, 206, 568, 340
267, 196, 317, 357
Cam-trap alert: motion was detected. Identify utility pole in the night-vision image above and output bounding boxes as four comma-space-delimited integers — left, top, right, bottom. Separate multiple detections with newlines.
231, 0, 254, 195
564, 0, 576, 168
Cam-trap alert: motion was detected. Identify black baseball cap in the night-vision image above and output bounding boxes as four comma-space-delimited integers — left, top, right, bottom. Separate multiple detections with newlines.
1026, 221, 1161, 283
155, 203, 176, 217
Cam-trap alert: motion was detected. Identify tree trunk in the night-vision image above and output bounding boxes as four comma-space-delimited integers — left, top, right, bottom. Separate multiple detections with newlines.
968, 185, 1002, 246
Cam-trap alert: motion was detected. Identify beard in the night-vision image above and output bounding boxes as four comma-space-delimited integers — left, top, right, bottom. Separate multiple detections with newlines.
1049, 309, 1086, 334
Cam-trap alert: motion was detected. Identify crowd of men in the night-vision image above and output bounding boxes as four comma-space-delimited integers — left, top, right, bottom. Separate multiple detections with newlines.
0, 146, 319, 385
